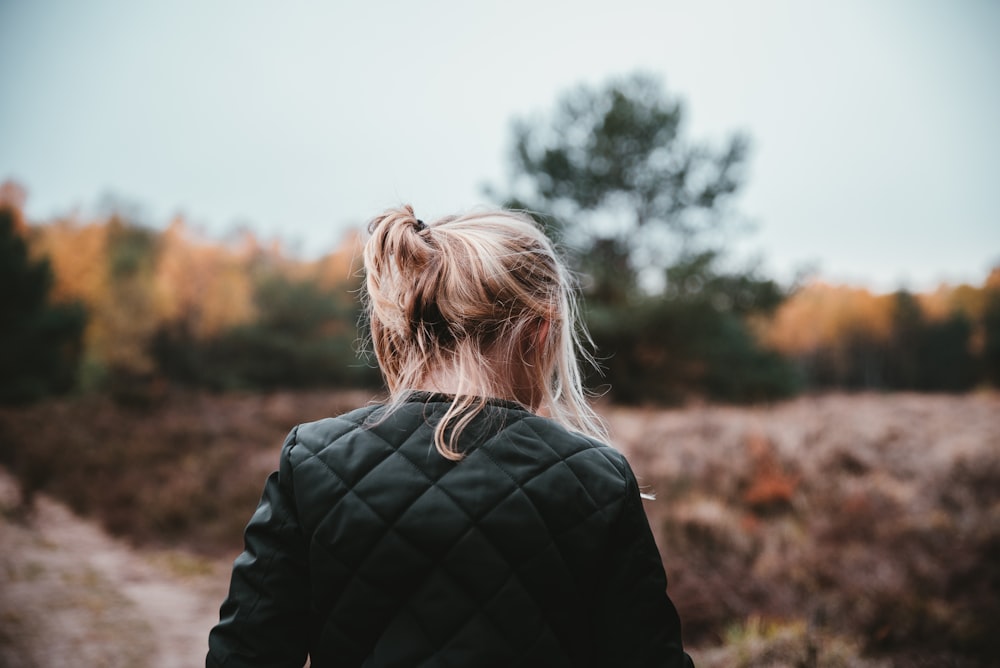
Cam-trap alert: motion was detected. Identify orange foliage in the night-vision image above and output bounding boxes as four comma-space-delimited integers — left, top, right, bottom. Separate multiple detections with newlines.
741, 432, 799, 512
761, 282, 894, 356
762, 275, 999, 369
27, 209, 366, 380
918, 283, 985, 323
31, 219, 124, 371
33, 218, 110, 306
154, 218, 255, 340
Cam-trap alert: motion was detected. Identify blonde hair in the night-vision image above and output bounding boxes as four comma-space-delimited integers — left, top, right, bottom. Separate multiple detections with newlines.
362, 204, 607, 460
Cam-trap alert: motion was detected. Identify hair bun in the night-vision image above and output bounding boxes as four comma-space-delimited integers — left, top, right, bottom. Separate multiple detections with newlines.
362, 206, 607, 459
367, 204, 419, 235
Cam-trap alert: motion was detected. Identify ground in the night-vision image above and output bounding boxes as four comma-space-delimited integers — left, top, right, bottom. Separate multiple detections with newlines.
1, 391, 997, 667
0, 467, 230, 668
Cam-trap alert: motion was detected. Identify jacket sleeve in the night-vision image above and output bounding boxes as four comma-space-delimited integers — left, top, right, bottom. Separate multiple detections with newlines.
207, 429, 310, 668
593, 456, 695, 668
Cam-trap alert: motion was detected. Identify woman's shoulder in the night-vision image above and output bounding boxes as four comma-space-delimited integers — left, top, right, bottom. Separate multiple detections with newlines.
279, 400, 630, 484
492, 412, 631, 483
515, 411, 623, 453
284, 404, 384, 456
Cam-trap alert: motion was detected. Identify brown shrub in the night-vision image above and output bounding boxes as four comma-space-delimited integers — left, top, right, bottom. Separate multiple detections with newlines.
2, 391, 997, 665
741, 432, 799, 514
0, 389, 374, 555
608, 392, 1000, 666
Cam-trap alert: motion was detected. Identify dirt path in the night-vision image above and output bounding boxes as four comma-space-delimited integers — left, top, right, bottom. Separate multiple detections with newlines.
0, 467, 231, 668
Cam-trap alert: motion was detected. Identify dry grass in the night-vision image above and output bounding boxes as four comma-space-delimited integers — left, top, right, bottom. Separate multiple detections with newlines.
0, 389, 375, 555
1, 389, 997, 665
0, 472, 157, 667
605, 391, 1000, 666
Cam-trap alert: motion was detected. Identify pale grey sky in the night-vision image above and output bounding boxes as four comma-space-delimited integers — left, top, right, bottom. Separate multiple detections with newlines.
1, 0, 997, 290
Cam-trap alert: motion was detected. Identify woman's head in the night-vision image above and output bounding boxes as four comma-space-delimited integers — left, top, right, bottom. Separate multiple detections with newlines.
363, 204, 605, 458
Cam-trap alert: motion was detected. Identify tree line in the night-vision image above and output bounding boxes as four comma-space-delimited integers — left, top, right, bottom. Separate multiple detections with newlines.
2, 73, 998, 404
1, 182, 376, 404
4, 185, 997, 406
764, 278, 1000, 392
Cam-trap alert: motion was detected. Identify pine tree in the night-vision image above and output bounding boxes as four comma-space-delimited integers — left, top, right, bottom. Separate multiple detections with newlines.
0, 200, 86, 402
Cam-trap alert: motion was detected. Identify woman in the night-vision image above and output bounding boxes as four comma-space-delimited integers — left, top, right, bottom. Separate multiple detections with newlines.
207, 205, 694, 667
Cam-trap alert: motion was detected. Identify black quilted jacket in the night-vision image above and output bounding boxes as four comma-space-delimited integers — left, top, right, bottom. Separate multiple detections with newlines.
207, 393, 694, 667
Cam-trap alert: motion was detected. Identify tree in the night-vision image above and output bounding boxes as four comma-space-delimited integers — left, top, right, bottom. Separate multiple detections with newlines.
491, 73, 797, 402
884, 290, 924, 389
498, 72, 750, 299
981, 269, 1000, 388
151, 233, 375, 392
0, 185, 86, 402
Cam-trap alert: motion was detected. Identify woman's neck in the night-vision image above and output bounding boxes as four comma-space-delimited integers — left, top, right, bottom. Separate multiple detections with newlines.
418, 365, 537, 409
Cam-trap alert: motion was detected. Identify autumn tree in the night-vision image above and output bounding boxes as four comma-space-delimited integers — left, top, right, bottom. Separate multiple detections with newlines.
153, 217, 256, 341
151, 230, 376, 391
763, 281, 982, 391
983, 289, 1000, 386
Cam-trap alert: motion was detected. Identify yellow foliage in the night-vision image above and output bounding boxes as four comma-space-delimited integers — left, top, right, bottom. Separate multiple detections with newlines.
761, 282, 893, 355
154, 218, 255, 339
33, 218, 110, 307
27, 211, 367, 379
32, 219, 126, 370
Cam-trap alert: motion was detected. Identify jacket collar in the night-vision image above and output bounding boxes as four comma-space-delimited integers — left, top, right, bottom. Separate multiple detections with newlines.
402, 390, 530, 413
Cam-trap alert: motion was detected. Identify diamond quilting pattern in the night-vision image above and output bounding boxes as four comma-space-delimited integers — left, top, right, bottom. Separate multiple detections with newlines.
351, 452, 442, 523
287, 397, 632, 665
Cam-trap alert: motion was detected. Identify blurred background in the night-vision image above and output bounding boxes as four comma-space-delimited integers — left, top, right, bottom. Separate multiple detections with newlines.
1, 1, 998, 666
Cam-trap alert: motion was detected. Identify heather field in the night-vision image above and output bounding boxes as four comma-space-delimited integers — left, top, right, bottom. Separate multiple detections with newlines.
1, 391, 997, 667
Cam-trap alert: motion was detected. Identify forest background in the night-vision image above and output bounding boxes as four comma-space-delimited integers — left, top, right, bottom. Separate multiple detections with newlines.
2, 67, 1000, 667
4, 74, 1000, 404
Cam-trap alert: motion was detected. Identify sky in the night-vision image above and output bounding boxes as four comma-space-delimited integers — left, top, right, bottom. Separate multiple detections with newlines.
1, 0, 998, 292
